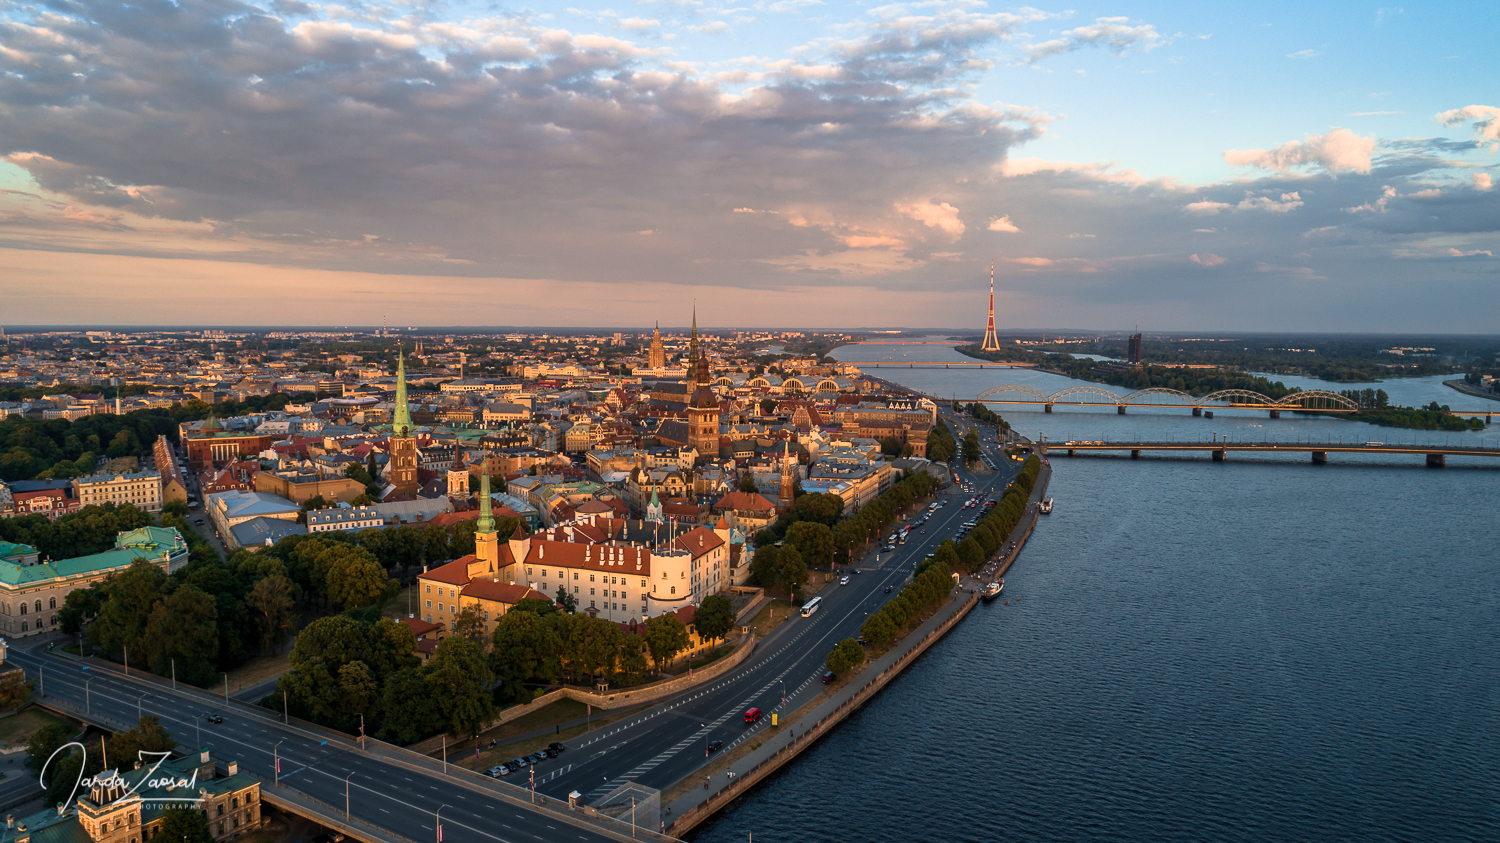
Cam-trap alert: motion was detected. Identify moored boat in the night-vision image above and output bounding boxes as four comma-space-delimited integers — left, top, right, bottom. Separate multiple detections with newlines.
1039, 497, 1053, 514
981, 580, 1004, 600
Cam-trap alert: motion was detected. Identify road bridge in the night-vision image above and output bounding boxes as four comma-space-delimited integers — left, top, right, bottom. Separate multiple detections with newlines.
841, 361, 1036, 369
1042, 440, 1500, 466
967, 384, 1362, 417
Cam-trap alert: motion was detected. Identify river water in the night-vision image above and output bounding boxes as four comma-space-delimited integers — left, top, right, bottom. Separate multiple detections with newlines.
689, 341, 1499, 842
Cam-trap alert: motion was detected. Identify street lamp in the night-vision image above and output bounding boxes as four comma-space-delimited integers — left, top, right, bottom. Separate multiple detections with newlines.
345, 771, 354, 818
137, 693, 147, 721
85, 679, 93, 713
273, 740, 285, 786
435, 804, 451, 843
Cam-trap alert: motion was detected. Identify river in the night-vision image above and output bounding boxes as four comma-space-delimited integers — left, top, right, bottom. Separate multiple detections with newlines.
688, 341, 1499, 842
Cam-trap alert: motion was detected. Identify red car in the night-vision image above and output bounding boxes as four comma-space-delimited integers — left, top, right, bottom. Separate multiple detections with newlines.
744, 707, 762, 724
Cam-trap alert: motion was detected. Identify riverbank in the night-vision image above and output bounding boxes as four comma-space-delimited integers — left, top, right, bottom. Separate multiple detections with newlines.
664, 457, 1052, 835
1444, 378, 1500, 403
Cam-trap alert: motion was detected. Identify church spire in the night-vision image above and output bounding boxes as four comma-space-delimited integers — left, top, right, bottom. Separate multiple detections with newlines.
477, 473, 495, 534
393, 349, 413, 437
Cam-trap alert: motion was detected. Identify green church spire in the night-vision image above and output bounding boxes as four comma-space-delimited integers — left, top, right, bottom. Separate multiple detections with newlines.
393, 350, 413, 437
477, 473, 495, 534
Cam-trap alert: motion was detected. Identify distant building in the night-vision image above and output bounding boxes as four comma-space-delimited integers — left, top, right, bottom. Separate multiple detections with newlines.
388, 353, 421, 498
207, 490, 300, 548
1128, 332, 1143, 365
72, 469, 163, 513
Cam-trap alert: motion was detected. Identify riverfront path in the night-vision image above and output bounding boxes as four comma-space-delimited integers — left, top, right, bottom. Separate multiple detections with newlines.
536, 406, 1020, 808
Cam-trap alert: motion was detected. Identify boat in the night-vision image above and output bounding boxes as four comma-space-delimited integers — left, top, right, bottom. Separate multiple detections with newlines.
981, 580, 1004, 600
1038, 497, 1053, 514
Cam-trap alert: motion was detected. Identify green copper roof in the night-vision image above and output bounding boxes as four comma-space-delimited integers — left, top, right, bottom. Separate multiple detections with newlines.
392, 351, 413, 437
0, 526, 186, 587
477, 473, 495, 534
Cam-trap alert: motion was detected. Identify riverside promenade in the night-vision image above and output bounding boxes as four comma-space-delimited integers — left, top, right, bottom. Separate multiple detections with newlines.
664, 458, 1054, 836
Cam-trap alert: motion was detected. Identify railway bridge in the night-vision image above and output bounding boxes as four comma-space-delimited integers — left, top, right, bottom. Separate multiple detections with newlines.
1041, 440, 1500, 467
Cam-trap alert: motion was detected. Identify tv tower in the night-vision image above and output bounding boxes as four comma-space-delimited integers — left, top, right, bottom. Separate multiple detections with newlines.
981, 259, 1001, 351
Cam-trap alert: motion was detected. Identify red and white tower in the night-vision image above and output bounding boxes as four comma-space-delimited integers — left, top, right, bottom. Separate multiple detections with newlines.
981, 259, 1001, 351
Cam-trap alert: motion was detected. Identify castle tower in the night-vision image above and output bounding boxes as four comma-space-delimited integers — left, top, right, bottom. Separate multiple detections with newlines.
982, 260, 1001, 351
447, 449, 470, 500
471, 473, 501, 578
387, 351, 421, 498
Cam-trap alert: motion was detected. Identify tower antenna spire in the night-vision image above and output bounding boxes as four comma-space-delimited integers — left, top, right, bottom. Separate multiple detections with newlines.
981, 259, 1000, 351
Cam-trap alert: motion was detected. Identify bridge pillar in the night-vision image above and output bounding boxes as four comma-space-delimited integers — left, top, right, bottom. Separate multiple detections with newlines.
1269, 410, 1280, 419
1117, 406, 1126, 414
1067, 449, 1075, 457
1311, 451, 1327, 465
1212, 449, 1226, 462
1131, 450, 1141, 459
1192, 407, 1202, 417
1426, 453, 1445, 468
1044, 404, 1053, 413
1204, 411, 1214, 419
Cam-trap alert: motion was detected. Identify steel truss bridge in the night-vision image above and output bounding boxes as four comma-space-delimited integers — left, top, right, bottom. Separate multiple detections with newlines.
970, 384, 1364, 417
1043, 440, 1500, 467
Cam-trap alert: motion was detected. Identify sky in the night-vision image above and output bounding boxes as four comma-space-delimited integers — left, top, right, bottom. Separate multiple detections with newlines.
0, 0, 1496, 331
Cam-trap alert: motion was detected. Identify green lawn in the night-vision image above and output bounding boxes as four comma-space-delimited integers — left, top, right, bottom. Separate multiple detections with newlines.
0, 708, 69, 750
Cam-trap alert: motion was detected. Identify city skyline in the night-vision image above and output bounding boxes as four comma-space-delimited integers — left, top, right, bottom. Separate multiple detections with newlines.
0, 0, 1496, 330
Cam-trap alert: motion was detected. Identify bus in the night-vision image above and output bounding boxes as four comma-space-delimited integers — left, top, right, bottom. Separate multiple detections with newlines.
800, 596, 823, 618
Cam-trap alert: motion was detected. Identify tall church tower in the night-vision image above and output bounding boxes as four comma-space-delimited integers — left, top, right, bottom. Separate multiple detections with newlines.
447, 449, 469, 500
388, 351, 421, 498
470, 473, 502, 579
779, 441, 796, 504
687, 303, 720, 461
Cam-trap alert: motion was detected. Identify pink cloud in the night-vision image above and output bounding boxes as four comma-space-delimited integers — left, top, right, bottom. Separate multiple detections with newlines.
1190, 253, 1225, 267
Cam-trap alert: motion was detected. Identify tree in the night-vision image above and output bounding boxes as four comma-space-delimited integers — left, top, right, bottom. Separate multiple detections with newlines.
511, 597, 560, 617
0, 671, 31, 712
618, 634, 650, 680
452, 605, 488, 648
644, 613, 689, 674
163, 499, 189, 518
775, 546, 808, 598
58, 586, 102, 639
108, 715, 175, 769
860, 611, 897, 645
491, 610, 562, 702
963, 429, 981, 464
86, 559, 168, 659
786, 521, 835, 569
747, 544, 778, 587
246, 575, 295, 655
759, 398, 777, 415
554, 585, 578, 613
377, 668, 441, 744
427, 637, 496, 738
738, 473, 759, 493
25, 721, 74, 776
142, 585, 220, 685
694, 595, 735, 645
156, 808, 214, 843
325, 549, 390, 609
824, 638, 864, 675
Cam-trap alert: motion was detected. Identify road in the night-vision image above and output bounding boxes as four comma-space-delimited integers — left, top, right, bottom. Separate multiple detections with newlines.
10, 648, 631, 843
537, 407, 1018, 805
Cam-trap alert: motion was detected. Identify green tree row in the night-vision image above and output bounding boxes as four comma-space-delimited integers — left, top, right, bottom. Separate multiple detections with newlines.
926, 419, 957, 463
0, 502, 156, 560
858, 554, 956, 646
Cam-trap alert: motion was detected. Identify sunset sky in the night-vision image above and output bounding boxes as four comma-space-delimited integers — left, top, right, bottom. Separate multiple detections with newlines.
1, 0, 1496, 330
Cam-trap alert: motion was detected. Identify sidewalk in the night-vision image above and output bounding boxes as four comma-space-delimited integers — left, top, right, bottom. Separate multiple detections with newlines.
664, 583, 977, 822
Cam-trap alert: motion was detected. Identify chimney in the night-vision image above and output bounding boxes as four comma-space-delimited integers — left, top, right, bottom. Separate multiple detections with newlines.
200, 749, 210, 764
227, 760, 238, 776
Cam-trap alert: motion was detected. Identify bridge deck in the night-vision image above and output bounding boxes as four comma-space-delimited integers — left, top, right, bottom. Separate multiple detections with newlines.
1047, 442, 1500, 457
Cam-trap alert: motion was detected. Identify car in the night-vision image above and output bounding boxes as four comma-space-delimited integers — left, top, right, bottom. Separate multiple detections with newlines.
204, 713, 223, 724
510, 757, 528, 769
840, 575, 850, 585
884, 585, 892, 593
821, 671, 836, 683
744, 707, 763, 724
486, 765, 508, 778
528, 751, 547, 764
548, 742, 566, 754
707, 740, 723, 753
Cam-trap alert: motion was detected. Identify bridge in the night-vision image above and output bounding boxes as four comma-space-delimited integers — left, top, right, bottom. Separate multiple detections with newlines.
966, 384, 1366, 417
842, 361, 1036, 369
1042, 440, 1500, 467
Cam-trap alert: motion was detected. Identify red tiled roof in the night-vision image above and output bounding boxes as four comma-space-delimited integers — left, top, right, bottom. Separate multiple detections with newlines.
674, 526, 725, 557
399, 617, 443, 638
463, 580, 546, 605
426, 510, 480, 528
526, 539, 652, 575
713, 491, 775, 513
422, 556, 474, 586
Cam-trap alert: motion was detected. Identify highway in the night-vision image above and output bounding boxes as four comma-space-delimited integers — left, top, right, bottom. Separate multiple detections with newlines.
538, 407, 1018, 806
10, 647, 633, 843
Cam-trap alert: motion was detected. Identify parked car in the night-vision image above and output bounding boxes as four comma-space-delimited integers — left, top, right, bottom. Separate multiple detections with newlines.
707, 740, 723, 753
548, 742, 566, 753
509, 757, 528, 769
821, 671, 836, 684
486, 765, 508, 778
528, 751, 547, 764
543, 747, 559, 758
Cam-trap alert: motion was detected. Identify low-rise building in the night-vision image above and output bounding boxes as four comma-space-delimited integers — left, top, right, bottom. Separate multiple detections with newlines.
307, 505, 385, 533
73, 469, 163, 513
207, 490, 300, 548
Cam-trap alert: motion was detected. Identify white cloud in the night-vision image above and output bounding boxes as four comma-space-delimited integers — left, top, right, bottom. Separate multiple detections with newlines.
1237, 192, 1304, 213
986, 215, 1020, 233
1224, 128, 1377, 174
1068, 232, 1095, 239
1287, 49, 1320, 59
1190, 253, 1225, 267
1256, 262, 1322, 279
999, 157, 1151, 186
1435, 104, 1500, 142
1027, 17, 1162, 64
1183, 201, 1231, 215
1474, 173, 1494, 191
896, 200, 965, 238
1344, 185, 1397, 213
1448, 248, 1494, 257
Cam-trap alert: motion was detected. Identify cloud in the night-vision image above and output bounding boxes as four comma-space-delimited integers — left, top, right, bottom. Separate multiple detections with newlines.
1435, 105, 1500, 142
1068, 232, 1095, 239
1237, 192, 1304, 213
1027, 17, 1162, 64
896, 201, 965, 238
1476, 173, 1495, 191
1256, 262, 1322, 279
1287, 49, 1320, 59
1350, 110, 1404, 116
1344, 185, 1397, 213
1183, 201, 1232, 215
986, 215, 1020, 233
998, 157, 1152, 187
1225, 129, 1377, 174
1447, 248, 1494, 257
1190, 253, 1225, 267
